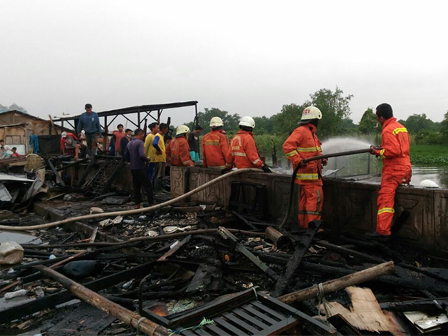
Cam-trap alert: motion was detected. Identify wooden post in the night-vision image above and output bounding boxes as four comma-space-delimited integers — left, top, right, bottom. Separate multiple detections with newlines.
35, 265, 173, 336
278, 261, 394, 305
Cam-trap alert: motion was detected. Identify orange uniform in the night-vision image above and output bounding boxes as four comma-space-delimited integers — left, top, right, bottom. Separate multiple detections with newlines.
166, 136, 194, 167
202, 129, 229, 168
371, 117, 411, 236
283, 124, 324, 228
226, 130, 263, 169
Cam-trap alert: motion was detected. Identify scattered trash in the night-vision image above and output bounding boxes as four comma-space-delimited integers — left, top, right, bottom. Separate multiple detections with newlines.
89, 207, 104, 214
0, 241, 24, 265
5, 289, 28, 300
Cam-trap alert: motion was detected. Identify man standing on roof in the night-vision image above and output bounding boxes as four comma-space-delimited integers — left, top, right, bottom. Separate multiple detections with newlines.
367, 103, 411, 241
166, 125, 194, 167
188, 125, 202, 162
77, 104, 101, 158
150, 123, 169, 192
124, 129, 153, 209
113, 124, 125, 157
283, 106, 327, 229
225, 116, 271, 172
202, 117, 229, 169
61, 131, 81, 160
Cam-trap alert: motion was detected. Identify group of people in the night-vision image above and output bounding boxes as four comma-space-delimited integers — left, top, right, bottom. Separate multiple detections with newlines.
165, 103, 411, 241
0, 139, 20, 159
65, 102, 411, 240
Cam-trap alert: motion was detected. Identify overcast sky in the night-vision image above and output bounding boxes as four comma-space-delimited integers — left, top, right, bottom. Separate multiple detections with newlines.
1, 0, 447, 129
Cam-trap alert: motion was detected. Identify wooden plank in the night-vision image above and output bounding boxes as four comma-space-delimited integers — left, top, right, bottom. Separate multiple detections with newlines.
251, 301, 284, 320
242, 304, 278, 325
321, 286, 406, 334
223, 313, 260, 335
214, 317, 248, 335
232, 308, 269, 329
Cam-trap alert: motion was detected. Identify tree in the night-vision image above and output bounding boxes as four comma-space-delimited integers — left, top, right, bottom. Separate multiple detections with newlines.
272, 103, 306, 135
185, 107, 240, 134
253, 116, 274, 134
403, 113, 436, 135
307, 87, 353, 138
440, 111, 448, 144
358, 108, 379, 134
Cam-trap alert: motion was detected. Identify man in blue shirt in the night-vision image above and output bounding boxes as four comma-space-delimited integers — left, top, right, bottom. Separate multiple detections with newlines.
77, 103, 102, 158
125, 129, 154, 209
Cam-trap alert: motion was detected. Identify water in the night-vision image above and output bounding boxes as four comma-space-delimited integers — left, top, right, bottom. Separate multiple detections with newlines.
411, 165, 448, 189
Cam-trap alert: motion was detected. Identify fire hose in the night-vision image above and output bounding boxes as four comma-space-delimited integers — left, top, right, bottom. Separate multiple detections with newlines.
0, 168, 265, 231
278, 148, 372, 230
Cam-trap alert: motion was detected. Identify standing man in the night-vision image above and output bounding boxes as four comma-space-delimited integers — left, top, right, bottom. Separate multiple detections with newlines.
113, 124, 126, 156
225, 116, 271, 172
202, 117, 229, 169
144, 122, 160, 181
283, 106, 327, 229
367, 103, 411, 240
119, 128, 133, 157
77, 104, 101, 158
61, 131, 81, 160
188, 125, 202, 162
0, 140, 10, 153
150, 123, 169, 192
124, 129, 153, 209
166, 125, 194, 167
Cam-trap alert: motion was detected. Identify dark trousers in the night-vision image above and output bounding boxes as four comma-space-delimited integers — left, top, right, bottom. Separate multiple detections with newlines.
131, 169, 154, 205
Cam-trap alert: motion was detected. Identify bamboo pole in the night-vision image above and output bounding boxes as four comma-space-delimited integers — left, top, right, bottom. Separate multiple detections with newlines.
278, 261, 394, 305
35, 265, 173, 336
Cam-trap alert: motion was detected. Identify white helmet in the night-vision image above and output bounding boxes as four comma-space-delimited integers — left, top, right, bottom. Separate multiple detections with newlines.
61, 132, 67, 138
239, 116, 255, 129
300, 106, 322, 123
176, 125, 190, 136
210, 117, 223, 128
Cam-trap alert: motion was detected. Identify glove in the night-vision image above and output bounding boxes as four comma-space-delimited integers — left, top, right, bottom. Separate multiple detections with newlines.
221, 168, 231, 174
261, 165, 272, 173
322, 158, 328, 166
370, 145, 382, 155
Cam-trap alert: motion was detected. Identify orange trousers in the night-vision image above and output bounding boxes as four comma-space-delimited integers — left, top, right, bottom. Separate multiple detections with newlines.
298, 185, 323, 229
376, 169, 411, 236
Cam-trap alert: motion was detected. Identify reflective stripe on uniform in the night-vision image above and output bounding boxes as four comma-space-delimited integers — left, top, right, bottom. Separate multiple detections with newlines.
285, 150, 298, 158
253, 159, 260, 164
298, 210, 321, 215
297, 146, 321, 152
233, 152, 247, 157
296, 173, 319, 180
378, 207, 395, 215
205, 140, 220, 145
316, 189, 322, 212
231, 146, 240, 150
393, 128, 408, 135
379, 149, 386, 159
208, 165, 225, 169
183, 160, 191, 165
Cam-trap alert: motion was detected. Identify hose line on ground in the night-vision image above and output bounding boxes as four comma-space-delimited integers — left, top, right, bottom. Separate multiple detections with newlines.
0, 168, 264, 231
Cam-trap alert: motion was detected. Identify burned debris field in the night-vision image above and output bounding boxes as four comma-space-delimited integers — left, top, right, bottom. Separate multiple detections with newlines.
1, 191, 448, 336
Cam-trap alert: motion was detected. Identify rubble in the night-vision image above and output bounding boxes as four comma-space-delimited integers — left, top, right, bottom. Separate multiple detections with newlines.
0, 160, 447, 335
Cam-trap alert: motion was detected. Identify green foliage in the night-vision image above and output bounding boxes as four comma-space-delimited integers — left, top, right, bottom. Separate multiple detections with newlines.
441, 111, 448, 144
253, 116, 274, 134
358, 108, 380, 135
402, 113, 438, 135
308, 86, 353, 138
272, 103, 305, 135
185, 107, 240, 134
254, 134, 288, 161
414, 130, 443, 145
411, 144, 448, 165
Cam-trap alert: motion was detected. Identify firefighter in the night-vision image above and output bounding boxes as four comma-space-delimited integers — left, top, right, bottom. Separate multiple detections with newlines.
166, 125, 194, 167
283, 106, 327, 229
202, 117, 229, 169
225, 116, 271, 172
367, 103, 411, 241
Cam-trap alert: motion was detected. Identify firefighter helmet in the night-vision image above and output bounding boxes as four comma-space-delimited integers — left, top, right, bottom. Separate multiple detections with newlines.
239, 116, 255, 128
300, 106, 322, 123
210, 117, 223, 127
176, 125, 190, 136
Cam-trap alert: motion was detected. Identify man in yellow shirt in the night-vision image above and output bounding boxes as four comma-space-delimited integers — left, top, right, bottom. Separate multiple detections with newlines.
144, 122, 159, 181
149, 123, 169, 192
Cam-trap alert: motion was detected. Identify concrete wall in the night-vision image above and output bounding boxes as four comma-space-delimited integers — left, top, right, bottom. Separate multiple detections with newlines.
171, 166, 448, 257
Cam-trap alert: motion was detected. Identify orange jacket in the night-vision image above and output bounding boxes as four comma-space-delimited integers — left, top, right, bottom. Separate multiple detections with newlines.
60, 133, 79, 152
283, 124, 323, 185
202, 130, 229, 168
226, 130, 263, 169
373, 117, 411, 172
166, 136, 194, 167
